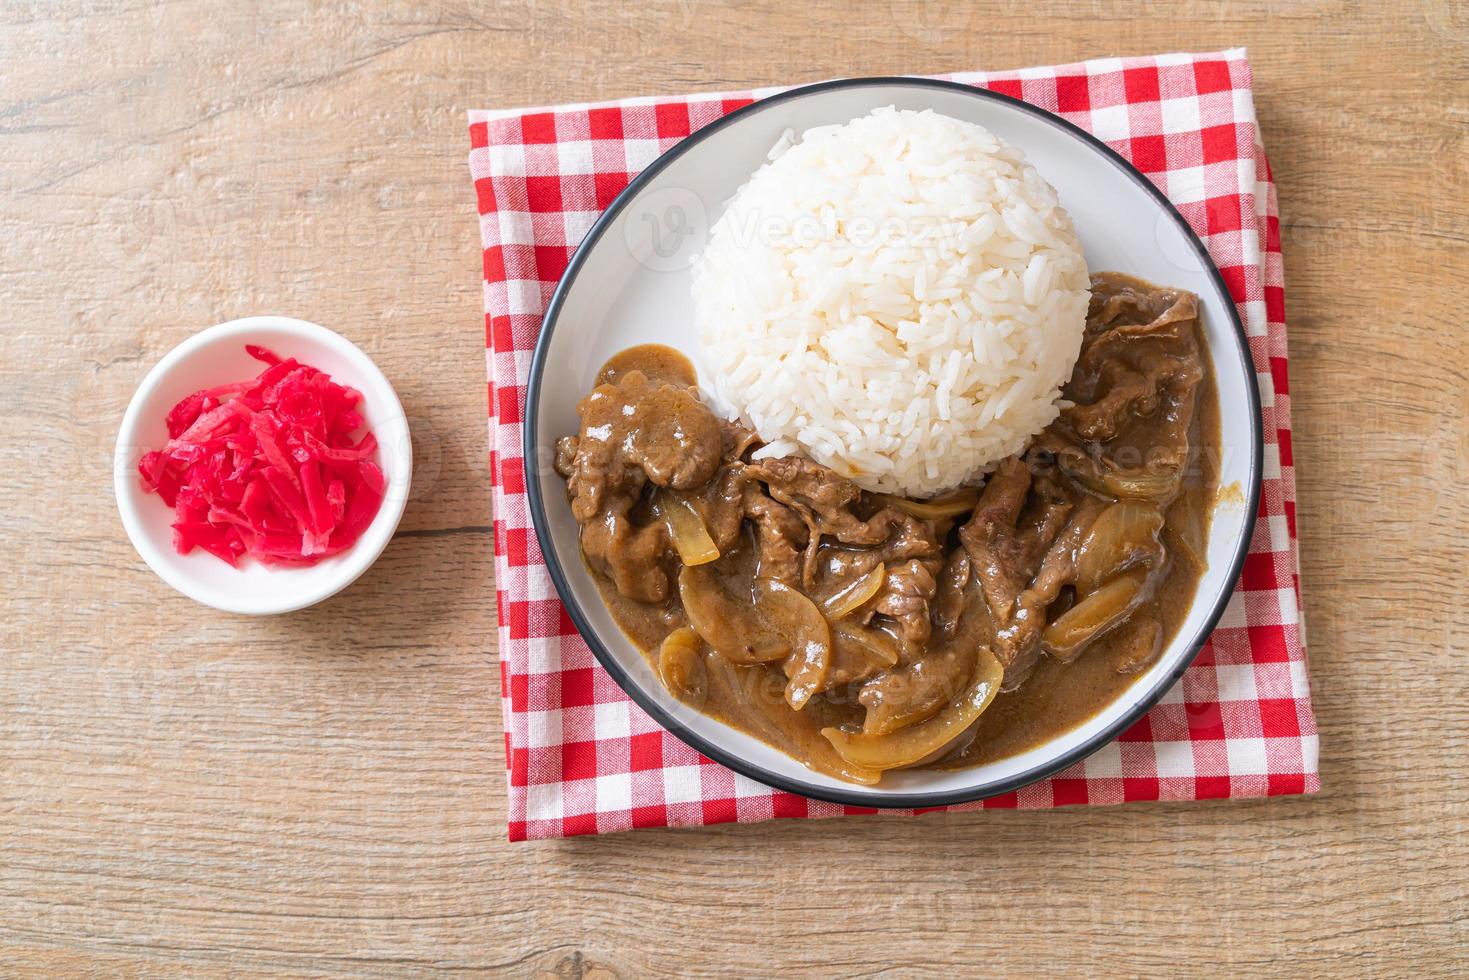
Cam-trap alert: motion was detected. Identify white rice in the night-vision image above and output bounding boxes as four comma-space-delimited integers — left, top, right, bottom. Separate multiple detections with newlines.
692, 106, 1090, 497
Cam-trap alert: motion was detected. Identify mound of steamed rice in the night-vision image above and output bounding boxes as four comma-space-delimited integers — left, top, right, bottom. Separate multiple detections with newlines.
692, 106, 1090, 498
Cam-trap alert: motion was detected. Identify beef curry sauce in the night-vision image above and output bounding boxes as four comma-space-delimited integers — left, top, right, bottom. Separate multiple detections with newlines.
555, 273, 1218, 784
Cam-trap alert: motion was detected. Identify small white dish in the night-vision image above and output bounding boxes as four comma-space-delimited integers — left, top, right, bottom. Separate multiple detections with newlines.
114, 316, 412, 615
525, 78, 1263, 808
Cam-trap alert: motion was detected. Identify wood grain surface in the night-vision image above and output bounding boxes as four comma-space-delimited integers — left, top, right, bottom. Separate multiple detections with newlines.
2, 1, 1466, 976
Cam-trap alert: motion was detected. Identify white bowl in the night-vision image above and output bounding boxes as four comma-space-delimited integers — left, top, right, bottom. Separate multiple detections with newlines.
524, 78, 1262, 807
114, 316, 412, 615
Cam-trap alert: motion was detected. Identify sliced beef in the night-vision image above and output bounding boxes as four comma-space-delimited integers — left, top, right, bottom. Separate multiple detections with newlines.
989, 495, 1107, 686
872, 558, 939, 661
748, 455, 944, 590
746, 456, 865, 537
558, 369, 725, 602
558, 369, 724, 524
1063, 359, 1159, 442
932, 548, 971, 639
694, 465, 749, 554
1052, 275, 1205, 495
742, 483, 808, 586
959, 458, 1072, 625
578, 496, 671, 603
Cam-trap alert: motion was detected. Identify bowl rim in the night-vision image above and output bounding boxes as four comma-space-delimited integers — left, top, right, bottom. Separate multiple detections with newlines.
522, 76, 1264, 808
113, 314, 412, 615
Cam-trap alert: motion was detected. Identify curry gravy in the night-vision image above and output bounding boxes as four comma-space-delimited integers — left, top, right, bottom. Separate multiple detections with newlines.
571, 275, 1218, 778
940, 350, 1218, 767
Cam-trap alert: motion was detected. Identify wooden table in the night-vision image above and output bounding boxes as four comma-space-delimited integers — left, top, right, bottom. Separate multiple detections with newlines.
3, 1, 1466, 975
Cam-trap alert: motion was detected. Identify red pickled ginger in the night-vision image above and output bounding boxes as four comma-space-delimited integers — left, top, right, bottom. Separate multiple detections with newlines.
138, 345, 387, 568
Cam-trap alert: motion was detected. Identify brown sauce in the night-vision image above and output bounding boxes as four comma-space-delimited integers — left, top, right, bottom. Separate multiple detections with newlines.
947, 369, 1217, 765
597, 343, 698, 388
559, 273, 1218, 783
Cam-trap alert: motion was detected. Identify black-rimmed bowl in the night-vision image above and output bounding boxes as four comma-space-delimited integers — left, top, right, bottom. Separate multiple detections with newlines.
524, 77, 1262, 809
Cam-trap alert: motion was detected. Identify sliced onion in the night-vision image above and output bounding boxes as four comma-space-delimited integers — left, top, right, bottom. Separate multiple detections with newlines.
1099, 467, 1182, 500
1043, 569, 1148, 661
822, 646, 1004, 770
831, 620, 900, 667
820, 563, 885, 621
1075, 500, 1164, 596
678, 565, 788, 664
874, 486, 980, 520
1060, 454, 1181, 500
756, 578, 831, 710
655, 490, 719, 566
1166, 492, 1208, 572
657, 627, 707, 701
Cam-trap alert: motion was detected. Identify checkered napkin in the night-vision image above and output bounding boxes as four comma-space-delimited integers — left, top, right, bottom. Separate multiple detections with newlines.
467, 48, 1319, 841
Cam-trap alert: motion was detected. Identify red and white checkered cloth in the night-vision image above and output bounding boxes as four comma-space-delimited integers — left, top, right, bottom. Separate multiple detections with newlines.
468, 48, 1318, 841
